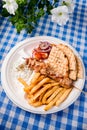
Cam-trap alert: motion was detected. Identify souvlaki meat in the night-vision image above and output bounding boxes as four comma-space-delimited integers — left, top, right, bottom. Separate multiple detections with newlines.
25, 57, 73, 88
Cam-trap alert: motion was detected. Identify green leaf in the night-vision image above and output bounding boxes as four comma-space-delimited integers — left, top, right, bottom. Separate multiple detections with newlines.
1, 8, 10, 17
36, 8, 45, 19
54, 0, 59, 3
28, 0, 38, 7
38, 0, 44, 9
16, 0, 27, 5
26, 24, 34, 33
46, 1, 53, 14
15, 19, 26, 33
10, 16, 18, 25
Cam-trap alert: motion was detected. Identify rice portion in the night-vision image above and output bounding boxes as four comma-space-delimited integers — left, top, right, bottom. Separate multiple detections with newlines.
11, 58, 32, 85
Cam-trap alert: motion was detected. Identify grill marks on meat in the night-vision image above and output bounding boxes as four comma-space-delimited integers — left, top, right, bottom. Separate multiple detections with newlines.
26, 58, 72, 88
26, 58, 48, 74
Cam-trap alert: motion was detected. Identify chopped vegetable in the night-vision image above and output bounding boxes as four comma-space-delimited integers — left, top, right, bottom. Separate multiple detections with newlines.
39, 42, 50, 50
32, 41, 52, 60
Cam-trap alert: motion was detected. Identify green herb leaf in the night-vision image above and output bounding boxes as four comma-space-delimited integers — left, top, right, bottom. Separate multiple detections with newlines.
1, 8, 10, 17
16, 0, 27, 5
15, 19, 26, 33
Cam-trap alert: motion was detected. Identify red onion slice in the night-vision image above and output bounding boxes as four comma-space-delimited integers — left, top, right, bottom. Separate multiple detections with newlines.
39, 41, 50, 50
37, 46, 52, 53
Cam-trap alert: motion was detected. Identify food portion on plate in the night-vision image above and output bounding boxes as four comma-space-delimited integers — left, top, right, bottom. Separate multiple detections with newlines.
32, 41, 52, 60
17, 41, 83, 111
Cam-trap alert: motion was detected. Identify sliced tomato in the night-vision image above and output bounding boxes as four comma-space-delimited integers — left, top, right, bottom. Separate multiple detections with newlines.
40, 52, 48, 59
32, 49, 48, 60
32, 49, 42, 60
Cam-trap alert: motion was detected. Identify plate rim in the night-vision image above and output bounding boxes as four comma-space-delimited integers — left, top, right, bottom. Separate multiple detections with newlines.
1, 36, 85, 114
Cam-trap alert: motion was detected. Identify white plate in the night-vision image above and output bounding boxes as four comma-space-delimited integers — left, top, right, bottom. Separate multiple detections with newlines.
1, 36, 85, 114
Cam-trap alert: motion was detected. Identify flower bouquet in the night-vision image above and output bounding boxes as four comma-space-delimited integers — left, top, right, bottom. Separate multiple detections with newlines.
1, 0, 74, 33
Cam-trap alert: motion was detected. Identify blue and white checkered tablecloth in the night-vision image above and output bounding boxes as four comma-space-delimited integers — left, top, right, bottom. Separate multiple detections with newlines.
0, 1, 87, 130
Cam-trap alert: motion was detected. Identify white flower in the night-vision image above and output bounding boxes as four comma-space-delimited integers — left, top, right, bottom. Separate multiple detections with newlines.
62, 0, 74, 13
3, 0, 18, 15
51, 6, 69, 26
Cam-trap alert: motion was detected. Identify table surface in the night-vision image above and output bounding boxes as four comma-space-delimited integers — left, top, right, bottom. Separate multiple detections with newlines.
0, 1, 87, 130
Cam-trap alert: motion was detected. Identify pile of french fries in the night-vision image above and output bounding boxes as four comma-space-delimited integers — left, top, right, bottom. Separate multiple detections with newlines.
18, 72, 73, 111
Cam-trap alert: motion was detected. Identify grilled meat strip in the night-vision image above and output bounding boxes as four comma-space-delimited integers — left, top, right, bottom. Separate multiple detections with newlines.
25, 58, 73, 88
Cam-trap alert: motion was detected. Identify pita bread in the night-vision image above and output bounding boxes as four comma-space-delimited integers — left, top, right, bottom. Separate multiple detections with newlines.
57, 44, 77, 80
76, 56, 83, 78
47, 45, 69, 77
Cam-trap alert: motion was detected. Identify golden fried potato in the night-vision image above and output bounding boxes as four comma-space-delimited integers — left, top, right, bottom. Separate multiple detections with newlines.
27, 72, 41, 90
46, 87, 63, 104
44, 88, 66, 111
30, 72, 41, 84
56, 87, 72, 106
18, 73, 73, 111
28, 100, 42, 107
30, 77, 50, 94
42, 86, 58, 104
18, 77, 29, 88
30, 82, 59, 102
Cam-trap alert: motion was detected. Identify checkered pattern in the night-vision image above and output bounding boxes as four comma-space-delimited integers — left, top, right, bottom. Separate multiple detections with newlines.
0, 1, 87, 130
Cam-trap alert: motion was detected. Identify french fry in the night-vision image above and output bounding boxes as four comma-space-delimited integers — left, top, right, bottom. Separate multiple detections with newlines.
27, 72, 41, 90
23, 87, 30, 93
30, 82, 59, 102
46, 87, 63, 104
18, 77, 31, 93
30, 72, 41, 84
44, 88, 66, 111
42, 86, 58, 104
30, 77, 50, 94
28, 100, 42, 107
28, 98, 42, 107
18, 74, 73, 111
47, 78, 58, 83
27, 93, 33, 98
18, 77, 29, 88
39, 92, 46, 102
56, 87, 72, 106
37, 75, 45, 83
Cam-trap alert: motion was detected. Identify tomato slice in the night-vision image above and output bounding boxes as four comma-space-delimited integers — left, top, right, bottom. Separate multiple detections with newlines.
32, 49, 42, 60
32, 49, 48, 60
41, 52, 48, 59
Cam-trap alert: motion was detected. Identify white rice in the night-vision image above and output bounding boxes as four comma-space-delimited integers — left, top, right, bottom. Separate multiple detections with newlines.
11, 58, 32, 85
